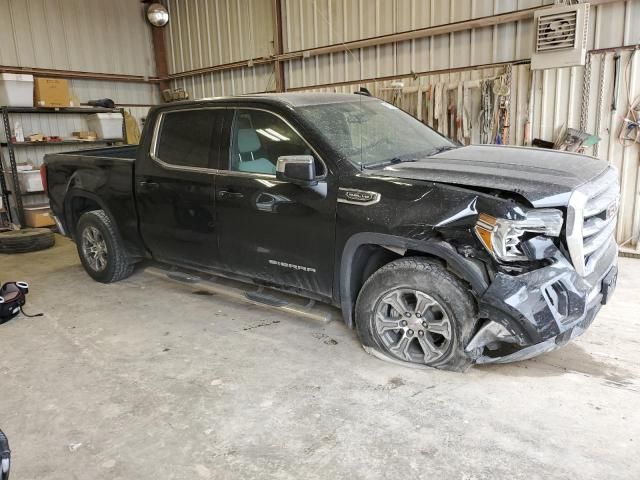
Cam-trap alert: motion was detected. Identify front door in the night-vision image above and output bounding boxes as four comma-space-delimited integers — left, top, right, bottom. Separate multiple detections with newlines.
136, 107, 228, 268
214, 108, 337, 298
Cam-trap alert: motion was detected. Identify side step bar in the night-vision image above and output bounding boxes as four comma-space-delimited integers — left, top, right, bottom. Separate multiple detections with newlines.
144, 266, 337, 324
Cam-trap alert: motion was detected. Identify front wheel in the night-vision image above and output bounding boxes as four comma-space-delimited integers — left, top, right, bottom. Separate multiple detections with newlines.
76, 210, 134, 283
355, 257, 477, 371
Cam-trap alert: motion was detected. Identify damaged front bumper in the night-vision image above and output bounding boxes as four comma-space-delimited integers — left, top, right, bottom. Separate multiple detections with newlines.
468, 241, 618, 364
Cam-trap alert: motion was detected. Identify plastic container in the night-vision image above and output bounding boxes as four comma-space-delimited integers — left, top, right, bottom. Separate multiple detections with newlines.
9, 170, 43, 193
87, 112, 123, 139
0, 73, 34, 107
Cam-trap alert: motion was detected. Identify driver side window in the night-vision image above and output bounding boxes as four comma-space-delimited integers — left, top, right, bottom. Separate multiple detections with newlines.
229, 109, 323, 176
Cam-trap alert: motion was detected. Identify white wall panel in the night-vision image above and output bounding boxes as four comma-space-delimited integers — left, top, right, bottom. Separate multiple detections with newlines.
282, 0, 553, 53
283, 1, 639, 90
0, 0, 158, 214
0, 0, 158, 106
170, 63, 277, 98
0, 0, 154, 76
165, 0, 274, 74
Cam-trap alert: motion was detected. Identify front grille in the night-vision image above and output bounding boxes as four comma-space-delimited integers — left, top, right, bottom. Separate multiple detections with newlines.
566, 168, 619, 276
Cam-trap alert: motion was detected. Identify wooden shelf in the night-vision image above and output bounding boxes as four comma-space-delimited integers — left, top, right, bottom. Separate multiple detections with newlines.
1, 106, 126, 227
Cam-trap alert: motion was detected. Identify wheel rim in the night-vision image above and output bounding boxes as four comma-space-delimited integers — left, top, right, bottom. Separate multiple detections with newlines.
81, 226, 108, 272
373, 288, 453, 364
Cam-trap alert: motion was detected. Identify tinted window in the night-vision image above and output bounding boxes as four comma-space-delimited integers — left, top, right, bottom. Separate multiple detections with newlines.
229, 109, 323, 175
155, 109, 222, 168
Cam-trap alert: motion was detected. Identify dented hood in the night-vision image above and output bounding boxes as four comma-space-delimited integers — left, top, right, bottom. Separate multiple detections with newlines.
377, 145, 608, 207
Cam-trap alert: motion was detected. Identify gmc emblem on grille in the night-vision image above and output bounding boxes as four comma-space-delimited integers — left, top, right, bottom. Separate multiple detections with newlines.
606, 201, 618, 220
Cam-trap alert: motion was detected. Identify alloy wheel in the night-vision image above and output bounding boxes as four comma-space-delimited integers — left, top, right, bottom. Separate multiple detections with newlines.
373, 288, 452, 364
81, 226, 108, 272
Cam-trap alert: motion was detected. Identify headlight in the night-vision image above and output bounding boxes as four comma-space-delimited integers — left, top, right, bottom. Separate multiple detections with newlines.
475, 209, 563, 262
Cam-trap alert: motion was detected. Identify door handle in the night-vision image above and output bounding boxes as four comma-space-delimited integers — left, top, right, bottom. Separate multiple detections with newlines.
218, 190, 244, 200
138, 181, 159, 191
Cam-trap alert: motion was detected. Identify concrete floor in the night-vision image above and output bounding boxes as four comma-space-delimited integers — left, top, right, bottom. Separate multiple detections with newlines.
1, 235, 639, 480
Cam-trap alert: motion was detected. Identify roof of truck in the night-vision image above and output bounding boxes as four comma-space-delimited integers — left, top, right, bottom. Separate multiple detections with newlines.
242, 92, 376, 107
165, 92, 376, 109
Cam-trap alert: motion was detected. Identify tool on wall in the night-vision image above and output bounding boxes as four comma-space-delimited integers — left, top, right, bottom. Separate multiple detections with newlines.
492, 79, 510, 144
618, 49, 640, 146
479, 80, 493, 144
554, 127, 600, 152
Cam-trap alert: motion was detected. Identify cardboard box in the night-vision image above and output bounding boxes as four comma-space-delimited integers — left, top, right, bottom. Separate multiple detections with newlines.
24, 205, 55, 228
72, 131, 97, 140
34, 78, 71, 108
26, 133, 44, 142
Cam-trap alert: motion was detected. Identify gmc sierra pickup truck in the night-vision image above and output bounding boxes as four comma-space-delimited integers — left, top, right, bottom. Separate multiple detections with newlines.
43, 93, 619, 370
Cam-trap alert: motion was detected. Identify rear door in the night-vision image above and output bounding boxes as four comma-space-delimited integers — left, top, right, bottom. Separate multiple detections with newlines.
136, 107, 229, 268
213, 107, 337, 298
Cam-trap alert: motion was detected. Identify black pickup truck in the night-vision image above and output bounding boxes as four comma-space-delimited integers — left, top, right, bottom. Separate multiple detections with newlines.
43, 93, 619, 370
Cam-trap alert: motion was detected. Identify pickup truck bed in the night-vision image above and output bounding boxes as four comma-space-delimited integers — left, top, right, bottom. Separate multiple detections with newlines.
46, 145, 145, 257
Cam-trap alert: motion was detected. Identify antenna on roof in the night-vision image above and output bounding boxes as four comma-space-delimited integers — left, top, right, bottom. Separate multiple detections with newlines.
354, 87, 372, 97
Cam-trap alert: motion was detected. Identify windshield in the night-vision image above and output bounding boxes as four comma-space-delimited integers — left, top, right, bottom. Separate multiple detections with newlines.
296, 99, 456, 168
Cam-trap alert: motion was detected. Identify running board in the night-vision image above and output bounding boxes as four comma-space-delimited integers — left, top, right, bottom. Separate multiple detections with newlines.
144, 266, 337, 324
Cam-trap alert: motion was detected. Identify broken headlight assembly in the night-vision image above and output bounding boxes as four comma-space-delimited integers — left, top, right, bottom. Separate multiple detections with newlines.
474, 209, 563, 262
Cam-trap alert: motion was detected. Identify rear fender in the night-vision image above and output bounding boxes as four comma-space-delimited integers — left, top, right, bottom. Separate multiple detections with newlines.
63, 189, 146, 259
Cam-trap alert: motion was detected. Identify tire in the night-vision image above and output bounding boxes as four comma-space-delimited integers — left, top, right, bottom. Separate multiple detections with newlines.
355, 257, 477, 372
75, 210, 133, 283
0, 228, 55, 254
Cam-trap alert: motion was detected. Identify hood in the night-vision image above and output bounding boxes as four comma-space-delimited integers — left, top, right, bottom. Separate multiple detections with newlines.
375, 145, 608, 207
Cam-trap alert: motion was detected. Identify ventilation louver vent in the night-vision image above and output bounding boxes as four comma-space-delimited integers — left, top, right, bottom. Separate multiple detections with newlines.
531, 3, 590, 70
536, 10, 577, 52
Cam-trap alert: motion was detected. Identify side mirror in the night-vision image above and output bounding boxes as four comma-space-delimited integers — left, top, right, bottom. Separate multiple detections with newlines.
276, 155, 318, 187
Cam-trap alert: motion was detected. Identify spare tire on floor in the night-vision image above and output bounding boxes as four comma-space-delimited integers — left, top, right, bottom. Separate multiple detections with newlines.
0, 228, 55, 254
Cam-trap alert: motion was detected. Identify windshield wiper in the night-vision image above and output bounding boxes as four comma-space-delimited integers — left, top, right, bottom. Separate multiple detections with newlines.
428, 145, 458, 156
362, 157, 417, 169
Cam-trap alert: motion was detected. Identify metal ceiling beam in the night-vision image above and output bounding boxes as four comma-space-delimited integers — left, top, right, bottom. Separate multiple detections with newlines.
0, 65, 158, 83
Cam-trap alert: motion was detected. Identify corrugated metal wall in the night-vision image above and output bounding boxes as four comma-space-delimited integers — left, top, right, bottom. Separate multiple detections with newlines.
0, 0, 157, 103
282, 0, 640, 89
282, 0, 545, 89
0, 0, 158, 214
166, 0, 278, 95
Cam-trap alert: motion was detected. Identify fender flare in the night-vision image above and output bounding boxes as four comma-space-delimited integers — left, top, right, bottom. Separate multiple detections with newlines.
63, 189, 117, 238
339, 232, 490, 328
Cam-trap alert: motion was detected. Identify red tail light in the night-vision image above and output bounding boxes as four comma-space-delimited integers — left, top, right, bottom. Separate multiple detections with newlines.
40, 164, 48, 195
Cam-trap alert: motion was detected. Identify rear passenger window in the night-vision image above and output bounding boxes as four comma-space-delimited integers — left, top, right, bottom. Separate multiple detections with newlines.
154, 109, 222, 169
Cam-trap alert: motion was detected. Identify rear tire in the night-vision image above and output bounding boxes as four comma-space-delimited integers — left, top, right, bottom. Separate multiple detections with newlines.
76, 210, 133, 283
355, 257, 477, 372
0, 228, 55, 254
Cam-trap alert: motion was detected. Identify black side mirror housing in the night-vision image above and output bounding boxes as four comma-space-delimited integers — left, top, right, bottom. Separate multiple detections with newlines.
276, 155, 318, 187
